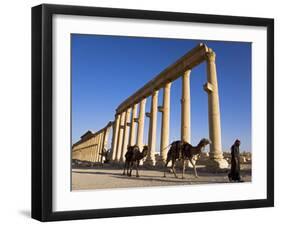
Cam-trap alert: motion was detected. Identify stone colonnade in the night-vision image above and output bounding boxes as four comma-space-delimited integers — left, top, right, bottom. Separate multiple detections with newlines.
72, 122, 112, 163
110, 43, 228, 168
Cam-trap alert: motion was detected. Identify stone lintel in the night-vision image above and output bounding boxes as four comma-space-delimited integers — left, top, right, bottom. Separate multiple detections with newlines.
116, 44, 209, 114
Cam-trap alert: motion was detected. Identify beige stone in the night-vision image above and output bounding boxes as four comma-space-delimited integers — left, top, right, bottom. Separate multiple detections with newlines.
116, 111, 126, 161
116, 44, 208, 114
111, 114, 121, 161
121, 108, 131, 162
97, 133, 104, 162
129, 104, 137, 146
181, 70, 191, 143
136, 98, 146, 151
72, 44, 229, 169
159, 82, 171, 163
145, 90, 158, 165
205, 49, 228, 168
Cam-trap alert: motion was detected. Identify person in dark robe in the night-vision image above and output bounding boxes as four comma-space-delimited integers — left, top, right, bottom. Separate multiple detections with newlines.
228, 139, 243, 182
103, 149, 110, 163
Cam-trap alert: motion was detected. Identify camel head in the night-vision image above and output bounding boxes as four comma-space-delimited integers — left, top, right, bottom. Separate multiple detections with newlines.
142, 145, 149, 157
198, 138, 211, 152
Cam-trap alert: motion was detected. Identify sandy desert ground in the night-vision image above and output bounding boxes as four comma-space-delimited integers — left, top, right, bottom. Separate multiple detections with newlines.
72, 164, 251, 190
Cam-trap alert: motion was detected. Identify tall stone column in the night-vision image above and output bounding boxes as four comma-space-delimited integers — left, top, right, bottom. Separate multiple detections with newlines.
94, 135, 100, 162
102, 127, 110, 151
205, 49, 228, 168
145, 90, 158, 166
181, 70, 191, 143
129, 104, 137, 146
92, 136, 96, 162
79, 150, 82, 161
90, 140, 95, 163
136, 98, 146, 151
116, 111, 125, 161
100, 127, 110, 163
89, 137, 93, 162
121, 108, 132, 162
111, 114, 120, 161
85, 148, 89, 162
159, 82, 171, 164
98, 133, 104, 162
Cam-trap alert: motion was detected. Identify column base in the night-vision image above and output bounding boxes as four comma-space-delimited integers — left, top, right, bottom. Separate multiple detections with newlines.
205, 158, 229, 169
110, 160, 124, 168
155, 159, 166, 168
143, 158, 156, 167
175, 160, 195, 168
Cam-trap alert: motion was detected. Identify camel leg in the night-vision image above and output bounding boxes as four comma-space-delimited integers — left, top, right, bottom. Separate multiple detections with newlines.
163, 158, 170, 177
182, 159, 185, 179
189, 158, 198, 178
126, 161, 130, 176
136, 161, 140, 177
129, 162, 133, 176
171, 160, 178, 178
123, 161, 127, 175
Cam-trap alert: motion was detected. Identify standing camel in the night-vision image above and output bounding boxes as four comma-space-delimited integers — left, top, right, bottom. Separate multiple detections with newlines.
123, 145, 148, 177
163, 138, 211, 179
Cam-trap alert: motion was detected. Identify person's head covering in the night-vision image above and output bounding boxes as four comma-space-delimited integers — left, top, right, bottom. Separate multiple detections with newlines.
235, 139, 241, 145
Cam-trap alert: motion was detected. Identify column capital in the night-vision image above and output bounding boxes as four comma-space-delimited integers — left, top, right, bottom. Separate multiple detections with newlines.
183, 69, 191, 77
206, 49, 216, 62
164, 81, 172, 90
126, 108, 132, 114
140, 98, 147, 104
152, 89, 159, 95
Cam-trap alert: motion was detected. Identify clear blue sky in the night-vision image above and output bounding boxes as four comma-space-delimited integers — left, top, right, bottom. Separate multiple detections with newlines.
71, 34, 251, 152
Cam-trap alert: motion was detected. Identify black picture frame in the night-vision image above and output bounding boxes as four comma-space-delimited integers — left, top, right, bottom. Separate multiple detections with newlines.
32, 3, 274, 222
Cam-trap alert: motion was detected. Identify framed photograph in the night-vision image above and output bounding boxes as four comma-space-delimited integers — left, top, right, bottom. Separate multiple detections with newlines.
32, 4, 274, 221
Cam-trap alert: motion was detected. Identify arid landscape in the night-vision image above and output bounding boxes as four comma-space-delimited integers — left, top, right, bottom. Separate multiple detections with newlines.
72, 152, 251, 190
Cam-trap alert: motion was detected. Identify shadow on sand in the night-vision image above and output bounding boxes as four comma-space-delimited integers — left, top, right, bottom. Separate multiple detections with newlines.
72, 169, 229, 184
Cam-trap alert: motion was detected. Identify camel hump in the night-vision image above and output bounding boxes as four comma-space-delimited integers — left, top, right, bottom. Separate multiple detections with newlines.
184, 142, 192, 148
171, 140, 181, 147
